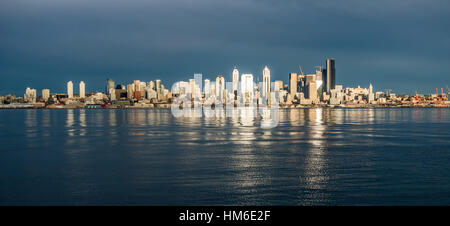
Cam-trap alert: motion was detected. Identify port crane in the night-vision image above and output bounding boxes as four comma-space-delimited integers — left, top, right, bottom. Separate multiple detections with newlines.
415, 90, 420, 104
436, 88, 440, 101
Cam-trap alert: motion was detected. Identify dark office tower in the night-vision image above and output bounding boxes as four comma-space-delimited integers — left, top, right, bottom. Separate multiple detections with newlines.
324, 58, 335, 93
106, 78, 115, 95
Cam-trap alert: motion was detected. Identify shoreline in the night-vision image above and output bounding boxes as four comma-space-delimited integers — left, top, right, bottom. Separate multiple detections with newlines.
1, 103, 449, 109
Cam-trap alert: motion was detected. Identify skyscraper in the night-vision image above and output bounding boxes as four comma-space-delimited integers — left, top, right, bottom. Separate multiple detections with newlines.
289, 73, 297, 97
189, 79, 201, 99
155, 79, 163, 99
79, 81, 85, 98
305, 74, 316, 100
67, 81, 73, 98
262, 65, 271, 104
241, 74, 254, 104
324, 58, 336, 93
216, 75, 225, 102
25, 87, 37, 103
204, 79, 211, 98
274, 81, 283, 92
106, 79, 115, 95
127, 84, 134, 99
308, 81, 317, 101
232, 67, 239, 99
41, 89, 50, 101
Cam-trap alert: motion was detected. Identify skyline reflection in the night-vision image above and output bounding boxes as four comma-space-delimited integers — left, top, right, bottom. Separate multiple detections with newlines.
5, 108, 450, 205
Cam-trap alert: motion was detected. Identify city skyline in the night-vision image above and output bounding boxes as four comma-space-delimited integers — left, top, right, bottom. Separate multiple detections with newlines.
7, 61, 450, 101
5, 57, 448, 110
1, 0, 449, 95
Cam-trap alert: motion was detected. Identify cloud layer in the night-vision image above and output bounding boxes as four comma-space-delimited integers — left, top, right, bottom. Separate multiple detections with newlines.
1, 0, 449, 94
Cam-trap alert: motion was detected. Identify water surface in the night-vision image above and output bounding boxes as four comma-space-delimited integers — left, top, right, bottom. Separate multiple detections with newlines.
0, 108, 449, 205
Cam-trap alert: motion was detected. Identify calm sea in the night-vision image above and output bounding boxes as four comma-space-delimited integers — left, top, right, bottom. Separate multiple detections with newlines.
0, 108, 449, 205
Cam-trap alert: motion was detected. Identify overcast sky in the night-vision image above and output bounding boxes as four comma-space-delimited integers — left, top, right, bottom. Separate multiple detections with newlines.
1, 0, 449, 95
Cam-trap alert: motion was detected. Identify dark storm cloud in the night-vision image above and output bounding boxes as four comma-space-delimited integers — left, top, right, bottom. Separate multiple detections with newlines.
0, 0, 449, 95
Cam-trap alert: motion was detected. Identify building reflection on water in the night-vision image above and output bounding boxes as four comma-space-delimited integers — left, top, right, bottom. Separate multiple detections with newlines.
15, 108, 450, 205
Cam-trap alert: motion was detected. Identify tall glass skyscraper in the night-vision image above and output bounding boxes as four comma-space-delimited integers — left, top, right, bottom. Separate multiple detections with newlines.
324, 58, 335, 93
106, 78, 115, 95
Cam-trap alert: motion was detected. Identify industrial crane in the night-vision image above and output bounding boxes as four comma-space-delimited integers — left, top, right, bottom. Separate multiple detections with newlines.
442, 88, 447, 100
298, 66, 305, 76
415, 90, 420, 104
436, 88, 440, 101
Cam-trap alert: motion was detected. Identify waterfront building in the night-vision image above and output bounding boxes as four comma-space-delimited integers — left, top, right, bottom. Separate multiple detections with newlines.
274, 80, 283, 92
216, 75, 225, 103
41, 89, 50, 101
134, 90, 142, 100
148, 81, 155, 91
106, 79, 115, 95
308, 81, 317, 102
110, 88, 116, 101
324, 58, 336, 93
189, 79, 195, 99
189, 78, 201, 100
289, 73, 297, 97
79, 81, 85, 98
67, 81, 73, 99
241, 74, 254, 104
127, 84, 134, 99
262, 65, 271, 104
232, 67, 239, 99
146, 87, 157, 100
204, 79, 211, 99
303, 74, 316, 101
155, 79, 164, 100
210, 82, 215, 97
115, 89, 127, 100
24, 87, 37, 103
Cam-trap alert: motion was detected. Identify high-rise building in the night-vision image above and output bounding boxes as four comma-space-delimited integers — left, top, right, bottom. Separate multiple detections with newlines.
210, 82, 215, 97
262, 66, 271, 103
305, 74, 316, 100
189, 79, 200, 99
216, 75, 225, 102
24, 87, 37, 103
324, 58, 336, 93
274, 81, 283, 92
67, 81, 73, 98
232, 67, 239, 99
289, 73, 297, 97
148, 81, 156, 91
155, 79, 163, 100
145, 87, 157, 100
127, 84, 134, 99
308, 81, 317, 101
315, 68, 323, 98
241, 74, 254, 104
110, 89, 116, 101
79, 81, 85, 98
204, 79, 211, 98
41, 89, 50, 101
106, 79, 115, 95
